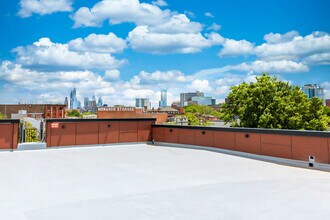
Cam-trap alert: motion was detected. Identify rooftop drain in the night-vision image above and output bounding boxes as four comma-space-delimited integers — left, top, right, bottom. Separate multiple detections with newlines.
309, 155, 315, 167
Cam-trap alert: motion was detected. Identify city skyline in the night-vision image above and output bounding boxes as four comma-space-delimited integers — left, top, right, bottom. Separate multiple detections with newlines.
1, 0, 330, 107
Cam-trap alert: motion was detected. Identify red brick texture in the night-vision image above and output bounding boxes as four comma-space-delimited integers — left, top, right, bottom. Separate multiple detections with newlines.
152, 126, 330, 164
0, 121, 19, 150
46, 119, 155, 147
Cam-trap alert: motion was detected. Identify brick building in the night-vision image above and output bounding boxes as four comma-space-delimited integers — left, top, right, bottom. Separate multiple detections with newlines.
326, 99, 330, 108
0, 104, 66, 119
147, 107, 179, 117
97, 106, 168, 124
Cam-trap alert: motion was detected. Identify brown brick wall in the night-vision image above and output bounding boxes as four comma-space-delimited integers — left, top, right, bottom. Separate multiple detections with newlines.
213, 131, 235, 151
46, 119, 155, 147
97, 110, 167, 124
152, 126, 330, 164
4, 118, 330, 166
99, 122, 119, 144
291, 136, 329, 163
178, 129, 195, 145
260, 134, 291, 159
0, 121, 19, 150
0, 104, 66, 119
326, 99, 330, 108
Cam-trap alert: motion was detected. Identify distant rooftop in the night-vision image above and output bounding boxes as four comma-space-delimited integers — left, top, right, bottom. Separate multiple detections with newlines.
0, 103, 66, 106
159, 107, 179, 112
1, 144, 330, 219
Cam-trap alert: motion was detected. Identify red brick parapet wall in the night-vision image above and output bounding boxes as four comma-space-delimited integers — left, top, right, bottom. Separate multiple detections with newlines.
152, 125, 330, 164
4, 118, 330, 165
0, 119, 19, 150
45, 118, 156, 147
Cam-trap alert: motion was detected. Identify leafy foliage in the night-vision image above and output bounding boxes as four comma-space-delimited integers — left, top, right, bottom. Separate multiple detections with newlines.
82, 111, 94, 115
66, 109, 82, 118
24, 121, 38, 142
184, 105, 213, 115
0, 112, 6, 119
183, 105, 220, 126
220, 73, 330, 131
326, 107, 330, 117
185, 112, 200, 125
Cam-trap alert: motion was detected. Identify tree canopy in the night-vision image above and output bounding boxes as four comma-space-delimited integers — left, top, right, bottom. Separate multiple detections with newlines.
220, 73, 330, 131
183, 105, 220, 126
24, 121, 38, 142
66, 109, 82, 118
184, 105, 214, 115
82, 111, 94, 115
0, 112, 6, 119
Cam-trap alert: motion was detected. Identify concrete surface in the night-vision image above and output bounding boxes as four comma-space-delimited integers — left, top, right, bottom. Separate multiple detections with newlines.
0, 144, 330, 220
17, 142, 47, 150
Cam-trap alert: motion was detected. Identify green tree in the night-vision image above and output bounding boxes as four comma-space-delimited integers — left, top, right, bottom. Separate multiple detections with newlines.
66, 109, 82, 118
184, 105, 214, 115
0, 112, 6, 119
305, 97, 330, 130
220, 73, 330, 131
185, 112, 200, 125
82, 111, 94, 115
211, 110, 221, 119
325, 107, 330, 117
24, 121, 38, 142
184, 105, 201, 113
184, 105, 218, 125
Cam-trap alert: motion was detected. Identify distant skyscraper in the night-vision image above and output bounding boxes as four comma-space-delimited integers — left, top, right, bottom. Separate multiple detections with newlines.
211, 99, 216, 105
191, 96, 213, 105
89, 99, 97, 113
136, 98, 150, 109
302, 84, 324, 100
159, 90, 167, 108
180, 91, 204, 107
84, 97, 89, 109
64, 97, 68, 108
97, 97, 103, 107
77, 101, 81, 109
69, 88, 78, 109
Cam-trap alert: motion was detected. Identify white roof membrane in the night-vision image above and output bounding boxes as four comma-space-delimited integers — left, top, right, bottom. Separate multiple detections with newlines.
0, 144, 330, 219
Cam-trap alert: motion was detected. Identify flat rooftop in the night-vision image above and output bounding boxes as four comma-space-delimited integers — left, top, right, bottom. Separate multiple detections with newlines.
1, 144, 330, 219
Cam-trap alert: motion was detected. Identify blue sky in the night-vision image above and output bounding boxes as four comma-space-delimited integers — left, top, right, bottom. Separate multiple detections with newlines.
1, 0, 330, 106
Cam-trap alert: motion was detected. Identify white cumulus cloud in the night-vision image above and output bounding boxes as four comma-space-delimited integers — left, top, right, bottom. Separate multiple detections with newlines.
104, 69, 120, 80
149, 14, 202, 34
194, 60, 308, 78
207, 23, 221, 31
232, 60, 309, 73
217, 31, 330, 65
304, 53, 330, 65
71, 0, 170, 28
187, 79, 212, 92
214, 72, 259, 95
218, 38, 255, 56
263, 31, 299, 44
128, 26, 222, 54
255, 31, 330, 63
152, 0, 167, 7
71, 0, 222, 55
321, 81, 330, 99
18, 0, 73, 18
138, 70, 187, 83
0, 60, 118, 103
205, 12, 214, 18
215, 85, 230, 95
68, 33, 127, 54
13, 38, 125, 71
123, 88, 156, 99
